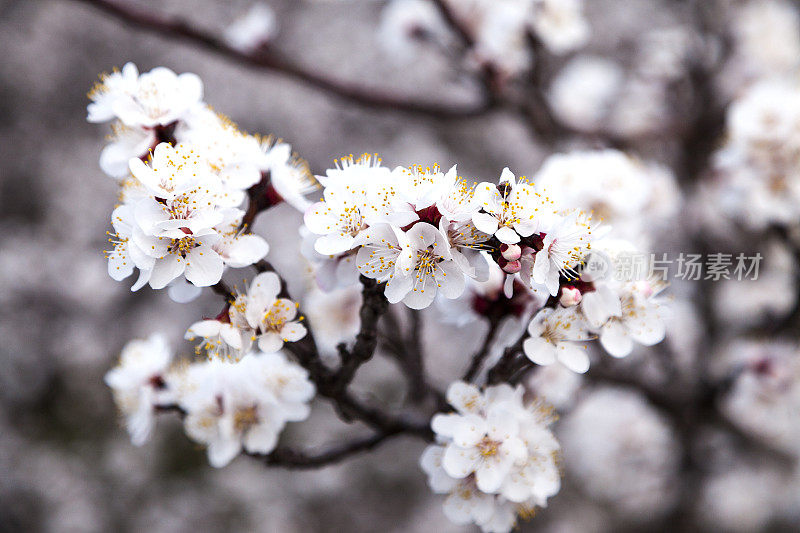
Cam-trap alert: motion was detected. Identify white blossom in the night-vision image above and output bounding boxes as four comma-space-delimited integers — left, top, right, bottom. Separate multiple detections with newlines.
224, 3, 278, 52
88, 63, 203, 128
177, 352, 315, 467
473, 168, 548, 245
186, 272, 306, 359
523, 306, 592, 373
104, 334, 174, 446
304, 154, 416, 255
528, 211, 596, 296
423, 381, 560, 532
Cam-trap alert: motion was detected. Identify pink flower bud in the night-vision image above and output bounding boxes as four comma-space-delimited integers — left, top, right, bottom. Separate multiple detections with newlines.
502, 259, 522, 274
500, 243, 522, 261
559, 286, 582, 307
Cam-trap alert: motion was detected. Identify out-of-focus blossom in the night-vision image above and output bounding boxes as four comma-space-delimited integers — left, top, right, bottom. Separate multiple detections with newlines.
560, 388, 680, 519
177, 352, 315, 467
104, 334, 174, 446
549, 56, 624, 132
224, 3, 278, 52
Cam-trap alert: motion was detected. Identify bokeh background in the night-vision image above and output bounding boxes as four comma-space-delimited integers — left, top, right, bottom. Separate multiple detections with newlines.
2, 0, 800, 531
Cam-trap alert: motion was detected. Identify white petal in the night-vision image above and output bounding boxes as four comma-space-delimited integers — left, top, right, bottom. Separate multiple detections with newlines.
431, 413, 461, 437
314, 233, 355, 255
249, 271, 281, 302
475, 457, 510, 493
220, 234, 269, 268
207, 437, 242, 468
280, 322, 307, 342
149, 254, 186, 289
184, 246, 224, 287
384, 273, 413, 303
220, 324, 244, 349
452, 414, 488, 448
402, 284, 437, 309
523, 337, 557, 366
494, 226, 520, 244
600, 320, 634, 357
168, 280, 202, 303
446, 382, 483, 414
435, 261, 465, 299
108, 246, 134, 281
628, 308, 666, 346
442, 445, 480, 479
258, 332, 284, 353
186, 319, 222, 339
472, 212, 499, 235
243, 422, 279, 455
557, 344, 590, 373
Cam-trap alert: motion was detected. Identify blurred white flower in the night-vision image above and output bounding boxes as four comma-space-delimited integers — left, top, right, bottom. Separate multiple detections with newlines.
549, 56, 624, 132
530, 0, 589, 55
722, 339, 800, 457
560, 388, 679, 519
178, 352, 315, 467
729, 0, 800, 84
224, 3, 278, 52
104, 334, 174, 446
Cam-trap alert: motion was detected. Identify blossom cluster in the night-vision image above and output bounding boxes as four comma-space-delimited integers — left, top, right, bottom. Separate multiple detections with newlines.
90, 63, 316, 300
89, 64, 671, 533
302, 153, 668, 367
711, 79, 800, 230
105, 334, 315, 468
380, 0, 589, 76
421, 382, 561, 532
185, 272, 307, 360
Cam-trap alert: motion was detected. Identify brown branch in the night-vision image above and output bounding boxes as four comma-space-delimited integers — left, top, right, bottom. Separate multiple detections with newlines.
250, 431, 401, 469
334, 277, 389, 389
73, 0, 491, 119
486, 332, 527, 385
462, 316, 501, 382
210, 279, 234, 301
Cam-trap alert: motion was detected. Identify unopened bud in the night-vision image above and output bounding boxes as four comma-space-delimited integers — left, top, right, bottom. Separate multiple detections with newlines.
502, 259, 522, 274
559, 286, 582, 307
500, 243, 522, 261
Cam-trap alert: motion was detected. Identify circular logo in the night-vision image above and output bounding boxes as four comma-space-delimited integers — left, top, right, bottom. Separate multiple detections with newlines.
581, 250, 612, 282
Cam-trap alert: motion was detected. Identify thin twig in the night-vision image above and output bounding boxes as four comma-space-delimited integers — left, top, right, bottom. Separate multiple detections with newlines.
463, 316, 502, 382
210, 279, 234, 301
251, 431, 402, 469
486, 332, 527, 385
334, 277, 389, 389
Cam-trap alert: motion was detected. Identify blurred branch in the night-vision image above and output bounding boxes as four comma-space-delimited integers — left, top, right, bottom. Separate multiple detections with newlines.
251, 431, 402, 469
210, 279, 234, 301
72, 0, 492, 119
486, 332, 527, 385
462, 316, 501, 382
155, 403, 423, 467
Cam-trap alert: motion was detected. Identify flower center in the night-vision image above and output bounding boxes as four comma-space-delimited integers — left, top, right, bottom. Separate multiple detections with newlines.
477, 437, 502, 457
233, 405, 259, 432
